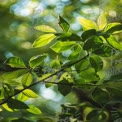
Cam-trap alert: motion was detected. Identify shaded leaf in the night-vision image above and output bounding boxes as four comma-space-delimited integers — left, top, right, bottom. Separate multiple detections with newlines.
58, 79, 72, 96
90, 54, 103, 72
83, 36, 102, 51
78, 17, 98, 30
81, 29, 96, 41
94, 44, 113, 57
4, 57, 26, 68
7, 98, 29, 109
57, 32, 82, 41
33, 34, 56, 48
11, 118, 33, 122
51, 41, 76, 53
58, 16, 70, 32
29, 54, 47, 69
34, 25, 56, 32
27, 105, 42, 114
22, 89, 38, 98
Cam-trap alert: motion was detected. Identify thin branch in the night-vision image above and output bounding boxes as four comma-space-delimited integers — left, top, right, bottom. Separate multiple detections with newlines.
0, 54, 89, 105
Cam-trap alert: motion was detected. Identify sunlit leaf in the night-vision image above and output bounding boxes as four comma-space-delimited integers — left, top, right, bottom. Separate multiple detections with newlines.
51, 41, 76, 53
80, 68, 99, 82
2, 69, 27, 80
50, 59, 60, 69
7, 98, 29, 109
97, 13, 107, 30
104, 22, 122, 34
29, 54, 47, 69
2, 103, 14, 112
22, 73, 33, 86
58, 16, 70, 32
4, 57, 26, 68
22, 89, 38, 98
33, 34, 56, 48
106, 35, 122, 50
27, 105, 42, 114
34, 25, 56, 32
78, 17, 98, 30
18, 93, 30, 101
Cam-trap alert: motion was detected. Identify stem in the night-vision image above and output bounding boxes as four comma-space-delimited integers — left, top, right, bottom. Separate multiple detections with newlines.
0, 54, 89, 105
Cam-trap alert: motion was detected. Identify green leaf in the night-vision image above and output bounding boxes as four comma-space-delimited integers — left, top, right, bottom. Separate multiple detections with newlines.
50, 59, 60, 69
11, 118, 33, 122
58, 16, 70, 32
32, 34, 56, 48
94, 44, 112, 57
51, 41, 76, 53
106, 35, 122, 50
78, 17, 98, 30
90, 55, 103, 72
7, 98, 29, 109
2, 103, 14, 112
104, 22, 122, 34
79, 68, 99, 82
92, 87, 109, 104
2, 69, 27, 80
58, 79, 72, 96
22, 73, 33, 86
27, 105, 42, 114
68, 44, 82, 60
97, 13, 107, 30
83, 36, 102, 51
4, 57, 26, 68
34, 25, 56, 32
17, 93, 30, 101
29, 54, 47, 69
81, 29, 96, 41
57, 32, 82, 41
22, 89, 38, 98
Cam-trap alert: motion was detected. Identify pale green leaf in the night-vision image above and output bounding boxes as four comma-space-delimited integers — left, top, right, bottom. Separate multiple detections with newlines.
27, 105, 42, 114
51, 41, 76, 53
22, 73, 33, 86
34, 25, 56, 32
4, 57, 26, 68
2, 69, 27, 80
29, 54, 47, 69
32, 34, 56, 48
106, 35, 122, 50
97, 13, 107, 30
77, 17, 98, 30
2, 103, 14, 112
22, 89, 38, 98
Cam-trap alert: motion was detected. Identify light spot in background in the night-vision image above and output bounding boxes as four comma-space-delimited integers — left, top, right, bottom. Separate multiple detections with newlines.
4, 51, 14, 58
21, 42, 32, 49
40, 84, 63, 101
109, 10, 116, 17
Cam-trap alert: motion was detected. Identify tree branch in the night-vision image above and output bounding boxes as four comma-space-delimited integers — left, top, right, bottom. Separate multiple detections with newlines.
0, 54, 89, 105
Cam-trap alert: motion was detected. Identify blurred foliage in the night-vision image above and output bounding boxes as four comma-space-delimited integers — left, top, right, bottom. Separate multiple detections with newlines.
0, 0, 122, 121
